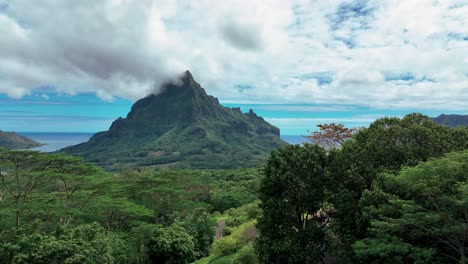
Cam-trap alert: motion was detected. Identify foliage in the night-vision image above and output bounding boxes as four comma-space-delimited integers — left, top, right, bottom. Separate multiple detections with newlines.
195, 202, 261, 264
212, 220, 258, 257
0, 149, 263, 263
232, 243, 258, 264
0, 150, 105, 228
0, 150, 152, 231
222, 201, 261, 229
0, 223, 130, 264
147, 224, 196, 264
450, 126, 468, 150
326, 113, 468, 259
1, 112, 466, 263
304, 123, 357, 148
354, 151, 468, 264
179, 208, 216, 259
213, 236, 240, 256
256, 144, 328, 263
115, 167, 261, 223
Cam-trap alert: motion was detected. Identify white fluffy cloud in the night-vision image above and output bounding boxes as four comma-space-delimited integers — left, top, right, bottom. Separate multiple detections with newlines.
0, 0, 466, 109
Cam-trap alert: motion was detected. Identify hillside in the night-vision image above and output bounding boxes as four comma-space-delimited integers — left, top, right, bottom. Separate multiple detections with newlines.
431, 114, 468, 127
61, 71, 286, 169
0, 130, 42, 149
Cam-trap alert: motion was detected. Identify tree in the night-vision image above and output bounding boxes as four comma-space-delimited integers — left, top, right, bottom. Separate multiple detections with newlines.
326, 113, 467, 260
0, 223, 130, 264
148, 224, 195, 264
0, 150, 92, 227
255, 144, 328, 263
354, 151, 468, 264
233, 243, 259, 264
179, 208, 216, 259
450, 126, 468, 151
304, 123, 357, 148
0, 150, 48, 227
131, 223, 196, 264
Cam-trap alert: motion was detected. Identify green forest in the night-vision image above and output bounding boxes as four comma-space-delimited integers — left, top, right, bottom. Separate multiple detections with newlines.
0, 113, 467, 263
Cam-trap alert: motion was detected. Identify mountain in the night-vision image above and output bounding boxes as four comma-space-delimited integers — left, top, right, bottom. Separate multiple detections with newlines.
431, 114, 468, 127
0, 131, 43, 149
62, 71, 286, 170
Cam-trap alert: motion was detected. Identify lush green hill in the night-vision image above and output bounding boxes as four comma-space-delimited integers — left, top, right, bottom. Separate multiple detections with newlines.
431, 114, 468, 127
61, 71, 286, 170
0, 130, 42, 149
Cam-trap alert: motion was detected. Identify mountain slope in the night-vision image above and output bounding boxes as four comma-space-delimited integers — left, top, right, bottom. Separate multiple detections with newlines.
62, 71, 286, 170
0, 131, 42, 149
431, 114, 468, 127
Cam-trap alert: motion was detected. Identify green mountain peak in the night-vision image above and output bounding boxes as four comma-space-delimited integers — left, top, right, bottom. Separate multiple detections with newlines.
62, 71, 286, 170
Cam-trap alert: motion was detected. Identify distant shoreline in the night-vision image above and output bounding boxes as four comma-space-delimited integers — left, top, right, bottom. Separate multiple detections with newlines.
17, 132, 305, 153
17, 132, 95, 153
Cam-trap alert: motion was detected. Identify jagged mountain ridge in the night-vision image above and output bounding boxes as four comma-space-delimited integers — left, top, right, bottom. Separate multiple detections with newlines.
62, 71, 286, 170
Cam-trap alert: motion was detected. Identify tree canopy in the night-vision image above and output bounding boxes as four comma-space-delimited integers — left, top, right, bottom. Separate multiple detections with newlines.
0, 113, 466, 263
304, 123, 357, 148
355, 150, 468, 264
325, 113, 468, 259
255, 144, 328, 263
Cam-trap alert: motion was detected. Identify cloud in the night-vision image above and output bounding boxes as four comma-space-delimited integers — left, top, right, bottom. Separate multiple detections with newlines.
329, 0, 377, 47
220, 18, 264, 50
0, 0, 186, 100
0, 0, 466, 110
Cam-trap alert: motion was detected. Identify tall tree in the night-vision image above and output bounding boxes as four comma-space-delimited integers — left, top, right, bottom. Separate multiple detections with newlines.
0, 149, 57, 227
256, 144, 328, 263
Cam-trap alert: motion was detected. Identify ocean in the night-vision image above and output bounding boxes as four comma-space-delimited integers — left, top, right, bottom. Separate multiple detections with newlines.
18, 132, 94, 152
280, 135, 306, 145
18, 132, 305, 152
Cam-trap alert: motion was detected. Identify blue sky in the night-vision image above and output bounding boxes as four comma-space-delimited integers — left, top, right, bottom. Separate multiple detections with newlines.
0, 0, 466, 134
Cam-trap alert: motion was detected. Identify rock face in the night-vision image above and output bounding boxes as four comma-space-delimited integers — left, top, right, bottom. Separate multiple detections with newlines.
0, 131, 42, 149
431, 114, 468, 127
62, 71, 286, 170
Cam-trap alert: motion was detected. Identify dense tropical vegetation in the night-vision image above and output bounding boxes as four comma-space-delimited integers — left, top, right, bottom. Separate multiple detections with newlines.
0, 151, 261, 263
0, 113, 467, 263
256, 113, 468, 264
